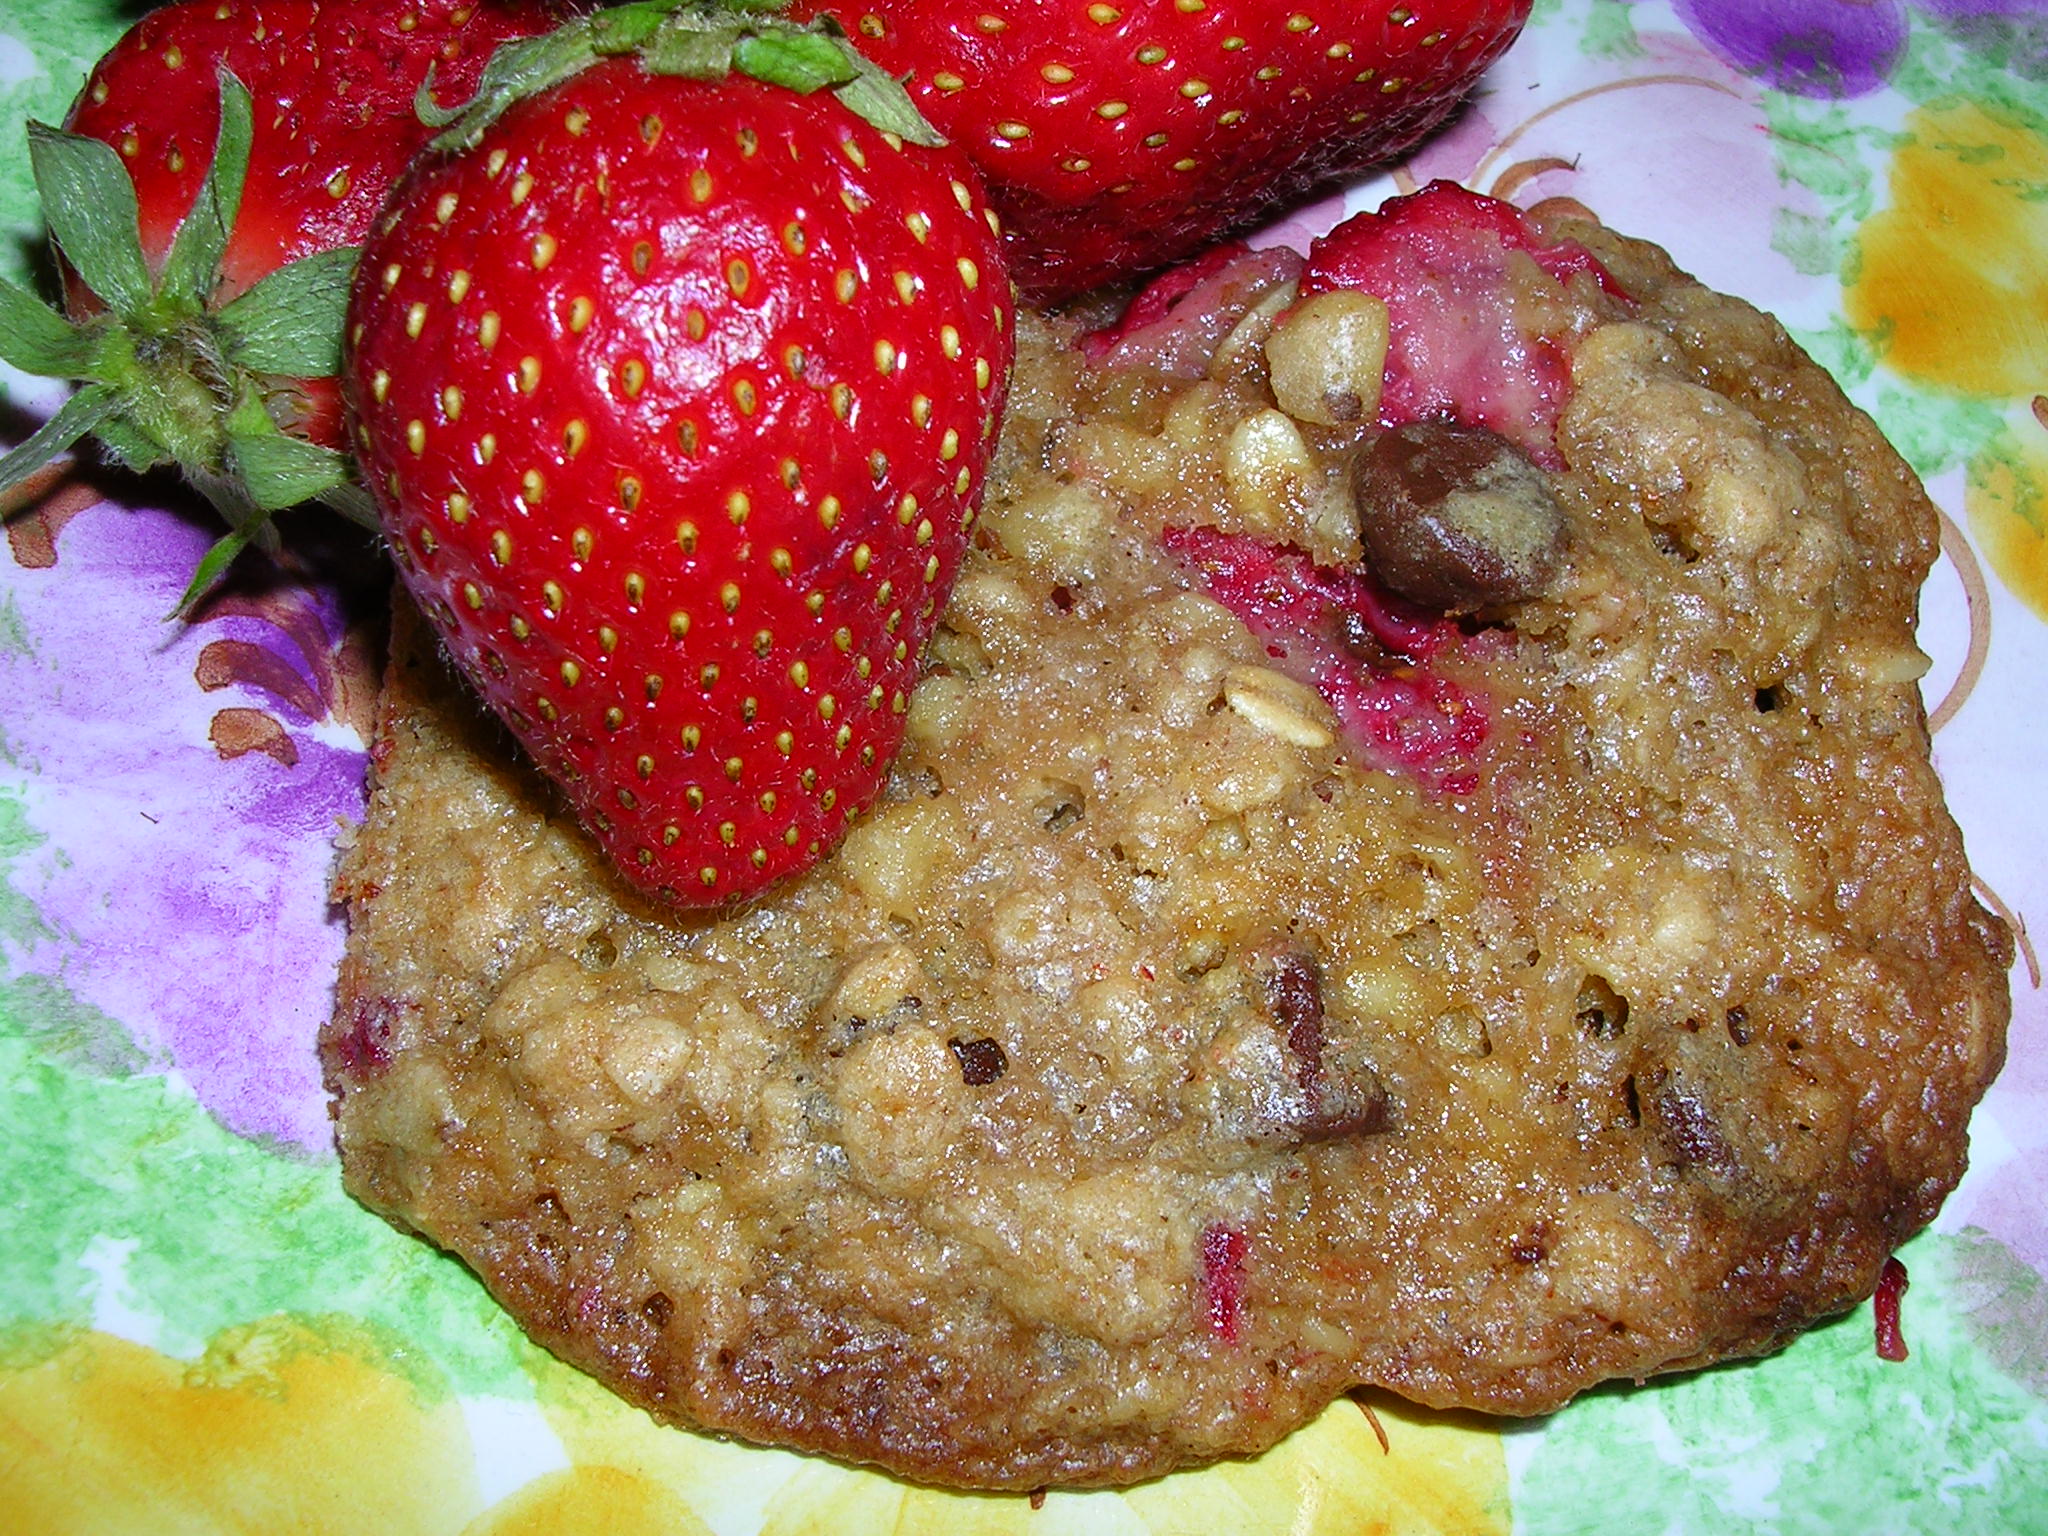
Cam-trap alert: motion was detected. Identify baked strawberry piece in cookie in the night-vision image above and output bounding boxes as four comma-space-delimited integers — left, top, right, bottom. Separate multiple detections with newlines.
326, 185, 2010, 1488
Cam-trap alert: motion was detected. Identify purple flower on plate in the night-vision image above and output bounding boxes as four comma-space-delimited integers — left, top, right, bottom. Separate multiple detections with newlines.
1667, 0, 1908, 98
1922, 0, 2048, 80
1924, 0, 2048, 16
0, 485, 380, 1156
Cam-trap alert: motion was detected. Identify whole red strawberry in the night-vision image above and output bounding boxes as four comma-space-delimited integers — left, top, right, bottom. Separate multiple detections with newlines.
0, 0, 558, 608
787, 0, 1532, 299
344, 6, 1013, 906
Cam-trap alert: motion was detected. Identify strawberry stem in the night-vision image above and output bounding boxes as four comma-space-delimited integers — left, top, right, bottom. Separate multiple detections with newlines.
420, 0, 942, 152
0, 68, 358, 614
0, 387, 120, 502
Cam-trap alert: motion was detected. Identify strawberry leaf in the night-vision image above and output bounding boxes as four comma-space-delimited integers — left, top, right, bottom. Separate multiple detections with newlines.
225, 401, 353, 510
27, 121, 153, 317
639, 23, 736, 78
318, 481, 381, 533
0, 276, 99, 377
218, 247, 360, 378
90, 414, 171, 477
425, 2, 943, 150
831, 68, 945, 148
586, 0, 678, 56
170, 525, 255, 620
0, 385, 120, 501
418, 7, 665, 147
731, 30, 858, 93
156, 393, 321, 615
154, 70, 255, 313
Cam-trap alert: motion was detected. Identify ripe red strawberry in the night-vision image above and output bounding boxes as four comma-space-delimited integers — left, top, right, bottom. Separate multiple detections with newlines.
0, 0, 558, 607
786, 0, 1532, 299
344, 11, 1014, 906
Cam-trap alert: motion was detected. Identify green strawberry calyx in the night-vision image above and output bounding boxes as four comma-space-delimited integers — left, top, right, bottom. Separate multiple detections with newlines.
418, 0, 944, 153
0, 70, 372, 618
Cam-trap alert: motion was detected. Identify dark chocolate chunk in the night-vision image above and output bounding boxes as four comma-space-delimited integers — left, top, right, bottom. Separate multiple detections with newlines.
1351, 420, 1567, 613
949, 1035, 1009, 1086
1264, 955, 1393, 1143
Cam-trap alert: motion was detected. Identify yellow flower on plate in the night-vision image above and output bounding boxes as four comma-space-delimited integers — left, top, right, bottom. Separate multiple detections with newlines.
462, 1463, 720, 1536
0, 1317, 479, 1536
1, 1313, 1508, 1534
1847, 98, 2048, 617
1846, 99, 2048, 400
515, 1349, 1512, 1536
1965, 418, 2048, 621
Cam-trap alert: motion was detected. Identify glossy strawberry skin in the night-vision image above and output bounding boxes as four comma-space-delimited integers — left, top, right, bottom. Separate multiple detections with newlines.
63, 0, 559, 446
345, 59, 1013, 905
790, 0, 1532, 299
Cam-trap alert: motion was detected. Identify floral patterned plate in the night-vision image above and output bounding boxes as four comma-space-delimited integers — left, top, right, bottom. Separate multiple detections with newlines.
2, 2, 2044, 1531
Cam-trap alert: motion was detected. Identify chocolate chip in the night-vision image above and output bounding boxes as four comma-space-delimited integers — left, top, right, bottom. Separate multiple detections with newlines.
1350, 420, 1566, 614
1267, 953, 1328, 1095
1725, 1005, 1753, 1046
1263, 954, 1393, 1143
1652, 1081, 1741, 1180
948, 1035, 1008, 1085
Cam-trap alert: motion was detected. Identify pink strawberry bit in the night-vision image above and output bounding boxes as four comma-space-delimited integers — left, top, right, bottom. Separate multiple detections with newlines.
1085, 242, 1255, 353
1163, 524, 1442, 658
1299, 180, 1625, 465
1200, 1222, 1249, 1343
331, 992, 414, 1083
1080, 243, 1305, 376
574, 1282, 611, 1327
1873, 1255, 1910, 1362
1163, 525, 1488, 794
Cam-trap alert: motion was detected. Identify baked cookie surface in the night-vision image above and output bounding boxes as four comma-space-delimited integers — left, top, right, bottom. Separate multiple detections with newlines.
324, 196, 2011, 1489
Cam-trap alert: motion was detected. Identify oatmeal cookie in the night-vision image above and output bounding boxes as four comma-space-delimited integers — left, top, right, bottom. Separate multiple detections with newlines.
324, 189, 2011, 1488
